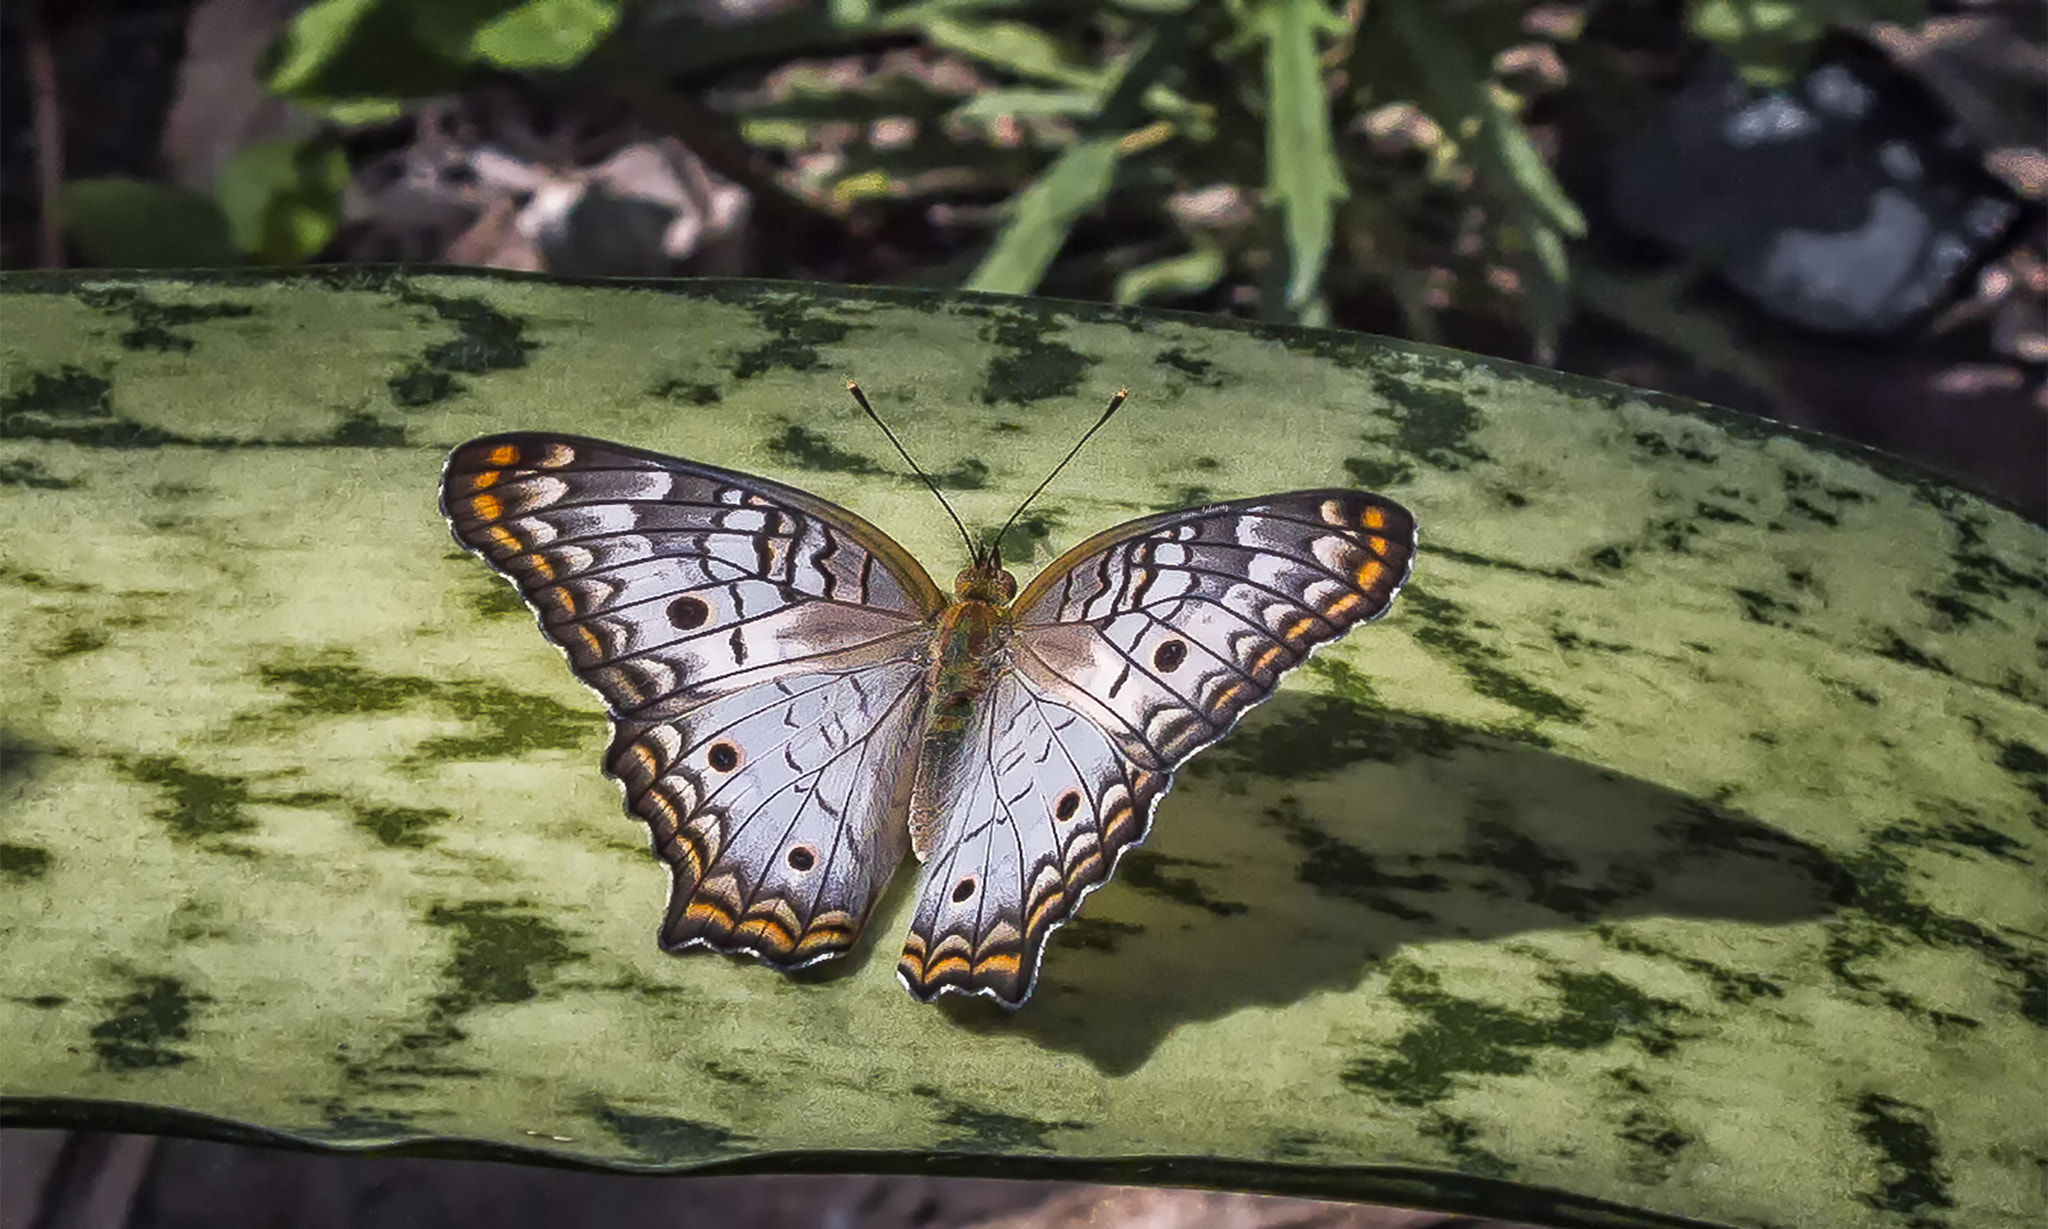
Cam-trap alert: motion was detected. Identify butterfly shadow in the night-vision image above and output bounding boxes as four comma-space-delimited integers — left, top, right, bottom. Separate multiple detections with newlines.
932, 692, 1854, 1075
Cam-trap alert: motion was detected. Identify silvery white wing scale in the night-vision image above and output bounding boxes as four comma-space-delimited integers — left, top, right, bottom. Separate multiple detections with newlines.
440, 421, 1415, 1008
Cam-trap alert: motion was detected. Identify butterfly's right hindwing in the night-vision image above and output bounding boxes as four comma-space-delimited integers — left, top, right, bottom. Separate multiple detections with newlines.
897, 670, 1164, 1006
441, 433, 944, 966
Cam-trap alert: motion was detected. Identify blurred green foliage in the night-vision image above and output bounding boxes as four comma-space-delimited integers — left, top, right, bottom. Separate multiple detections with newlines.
57, 0, 1932, 355
214, 137, 352, 264
56, 178, 240, 268
1689, 0, 1927, 85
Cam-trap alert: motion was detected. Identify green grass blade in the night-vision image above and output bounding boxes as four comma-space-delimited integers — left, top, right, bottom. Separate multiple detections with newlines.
964, 136, 1124, 294
1251, 0, 1348, 311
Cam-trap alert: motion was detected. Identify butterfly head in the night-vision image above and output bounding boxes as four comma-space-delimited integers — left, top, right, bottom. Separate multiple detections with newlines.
954, 554, 1018, 605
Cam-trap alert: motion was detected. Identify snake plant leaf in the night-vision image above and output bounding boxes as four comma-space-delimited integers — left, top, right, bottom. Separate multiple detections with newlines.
1, 270, 2042, 1229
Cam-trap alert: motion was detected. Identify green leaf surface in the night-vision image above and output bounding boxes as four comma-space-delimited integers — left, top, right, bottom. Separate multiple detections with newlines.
470, 0, 621, 69
1, 270, 2044, 1229
951, 87, 1105, 122
54, 179, 240, 269
915, 14, 1101, 89
268, 0, 481, 100
1112, 244, 1225, 305
907, 11, 1205, 124
1478, 83, 1585, 241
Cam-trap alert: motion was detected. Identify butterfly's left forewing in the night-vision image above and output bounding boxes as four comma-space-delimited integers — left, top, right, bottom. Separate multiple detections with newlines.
898, 491, 1416, 1006
442, 433, 947, 969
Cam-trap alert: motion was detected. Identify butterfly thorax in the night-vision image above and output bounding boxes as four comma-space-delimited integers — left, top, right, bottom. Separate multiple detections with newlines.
928, 560, 1020, 726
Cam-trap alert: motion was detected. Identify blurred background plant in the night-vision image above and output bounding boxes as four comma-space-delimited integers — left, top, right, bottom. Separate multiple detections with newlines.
1, 0, 2042, 516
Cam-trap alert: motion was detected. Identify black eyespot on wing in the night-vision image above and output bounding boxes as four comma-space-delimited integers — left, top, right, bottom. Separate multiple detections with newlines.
707, 742, 740, 772
787, 846, 815, 872
952, 877, 976, 903
1055, 791, 1080, 821
1152, 638, 1186, 671
668, 595, 711, 630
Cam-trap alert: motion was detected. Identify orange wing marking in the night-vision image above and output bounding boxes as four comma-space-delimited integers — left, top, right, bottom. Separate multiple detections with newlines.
973, 951, 1021, 979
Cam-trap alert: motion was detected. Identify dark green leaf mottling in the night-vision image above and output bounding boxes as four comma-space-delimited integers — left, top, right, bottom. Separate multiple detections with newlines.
1399, 589, 1585, 727
767, 425, 884, 475
1344, 963, 1687, 1108
594, 1104, 747, 1158
255, 654, 601, 760
0, 843, 52, 880
91, 974, 209, 1070
732, 297, 854, 379
976, 307, 1094, 405
1851, 1094, 1954, 1228
119, 757, 261, 845
352, 805, 450, 850
0, 458, 78, 488
1114, 851, 1247, 917
76, 285, 255, 353
913, 1085, 1088, 1153
426, 903, 582, 1014
386, 286, 535, 407
1264, 799, 1444, 920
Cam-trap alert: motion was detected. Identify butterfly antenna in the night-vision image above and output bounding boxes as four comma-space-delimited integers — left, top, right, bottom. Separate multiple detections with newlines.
989, 388, 1128, 560
845, 380, 978, 559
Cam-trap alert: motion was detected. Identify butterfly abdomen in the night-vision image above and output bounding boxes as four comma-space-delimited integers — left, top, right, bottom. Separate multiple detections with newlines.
903, 594, 1016, 860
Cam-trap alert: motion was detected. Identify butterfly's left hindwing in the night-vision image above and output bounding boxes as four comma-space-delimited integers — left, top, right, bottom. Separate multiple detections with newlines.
441, 433, 946, 969
900, 491, 1415, 1006
611, 661, 925, 965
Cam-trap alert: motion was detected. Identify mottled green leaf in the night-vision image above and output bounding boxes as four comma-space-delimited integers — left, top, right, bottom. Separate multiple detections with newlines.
1, 270, 2043, 1229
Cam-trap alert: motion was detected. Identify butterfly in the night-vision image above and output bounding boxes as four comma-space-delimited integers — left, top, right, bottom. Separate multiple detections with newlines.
439, 388, 1416, 1007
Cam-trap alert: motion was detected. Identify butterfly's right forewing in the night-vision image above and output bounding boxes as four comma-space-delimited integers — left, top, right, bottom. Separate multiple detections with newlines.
442, 434, 946, 968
